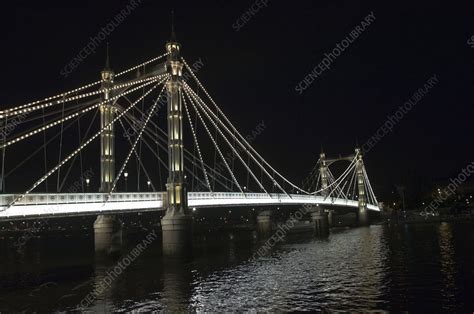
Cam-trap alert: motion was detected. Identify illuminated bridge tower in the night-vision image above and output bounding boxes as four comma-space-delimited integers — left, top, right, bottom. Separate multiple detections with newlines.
312, 152, 329, 236
318, 152, 333, 227
94, 51, 122, 254
161, 36, 192, 255
319, 152, 329, 197
355, 148, 369, 225
99, 53, 116, 192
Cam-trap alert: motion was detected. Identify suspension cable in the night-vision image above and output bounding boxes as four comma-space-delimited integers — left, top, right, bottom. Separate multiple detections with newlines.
0, 81, 102, 117
118, 104, 236, 189
1, 78, 160, 149
182, 93, 212, 193
115, 52, 169, 77
311, 157, 357, 195
118, 118, 156, 192
42, 107, 48, 193
363, 166, 378, 205
184, 86, 268, 195
183, 87, 244, 194
57, 97, 65, 191
184, 83, 280, 196
106, 82, 168, 199
5, 115, 81, 178
0, 53, 168, 118
4, 78, 165, 209
182, 59, 308, 194
58, 109, 98, 192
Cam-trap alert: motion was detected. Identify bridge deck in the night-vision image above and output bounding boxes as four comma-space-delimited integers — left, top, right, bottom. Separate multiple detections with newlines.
0, 192, 379, 220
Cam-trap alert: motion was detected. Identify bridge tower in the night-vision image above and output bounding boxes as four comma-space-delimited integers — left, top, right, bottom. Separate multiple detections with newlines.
355, 148, 369, 225
319, 152, 329, 197
161, 34, 192, 255
315, 152, 331, 232
99, 50, 116, 192
94, 49, 122, 254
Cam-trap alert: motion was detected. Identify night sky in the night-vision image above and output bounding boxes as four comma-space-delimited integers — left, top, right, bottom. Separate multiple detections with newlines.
1, 0, 473, 199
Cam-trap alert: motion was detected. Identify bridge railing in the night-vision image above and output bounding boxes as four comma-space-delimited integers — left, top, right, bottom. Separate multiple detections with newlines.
188, 192, 295, 200
0, 192, 165, 207
187, 192, 380, 211
0, 191, 380, 212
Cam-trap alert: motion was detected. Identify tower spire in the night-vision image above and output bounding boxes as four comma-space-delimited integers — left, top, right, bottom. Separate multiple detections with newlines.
170, 10, 177, 42
104, 43, 111, 71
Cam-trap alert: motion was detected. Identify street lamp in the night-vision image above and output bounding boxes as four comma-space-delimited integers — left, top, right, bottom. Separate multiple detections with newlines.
85, 178, 90, 192
147, 180, 151, 190
124, 171, 128, 192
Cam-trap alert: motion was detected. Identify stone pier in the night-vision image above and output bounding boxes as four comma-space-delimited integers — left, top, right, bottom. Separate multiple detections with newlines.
256, 210, 272, 234
161, 215, 193, 256
311, 209, 329, 237
327, 210, 334, 227
93, 215, 122, 254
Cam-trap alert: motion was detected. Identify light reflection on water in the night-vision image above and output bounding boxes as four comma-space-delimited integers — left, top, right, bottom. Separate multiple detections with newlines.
0, 223, 473, 312
190, 227, 389, 312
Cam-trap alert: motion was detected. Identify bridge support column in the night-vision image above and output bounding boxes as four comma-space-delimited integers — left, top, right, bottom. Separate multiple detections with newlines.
161, 37, 193, 256
311, 209, 329, 237
358, 207, 369, 226
161, 215, 192, 255
257, 210, 272, 234
327, 210, 334, 227
94, 215, 122, 254
94, 50, 122, 255
355, 148, 370, 226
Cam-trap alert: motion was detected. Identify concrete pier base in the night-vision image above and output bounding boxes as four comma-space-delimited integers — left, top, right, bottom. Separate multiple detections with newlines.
93, 215, 122, 254
161, 215, 193, 256
311, 210, 329, 237
358, 207, 370, 226
256, 210, 272, 234
327, 210, 334, 227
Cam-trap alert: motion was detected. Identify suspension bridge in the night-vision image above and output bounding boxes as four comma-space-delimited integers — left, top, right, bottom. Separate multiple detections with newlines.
0, 34, 380, 252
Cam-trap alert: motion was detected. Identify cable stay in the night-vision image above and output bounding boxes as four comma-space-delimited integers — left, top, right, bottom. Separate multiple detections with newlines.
0, 78, 163, 149
183, 83, 286, 197
0, 52, 169, 118
183, 85, 269, 195
4, 76, 168, 209
181, 58, 308, 195
105, 82, 169, 201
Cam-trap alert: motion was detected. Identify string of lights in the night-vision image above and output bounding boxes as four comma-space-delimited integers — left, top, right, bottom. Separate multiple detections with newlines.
181, 59, 309, 195
310, 158, 357, 196
0, 53, 169, 118
117, 115, 156, 192
0, 80, 102, 117
106, 82, 169, 200
118, 106, 235, 189
5, 76, 167, 209
363, 166, 378, 205
111, 74, 167, 91
181, 93, 212, 193
182, 86, 244, 194
183, 83, 283, 195
1, 78, 160, 149
115, 51, 169, 77
183, 85, 268, 195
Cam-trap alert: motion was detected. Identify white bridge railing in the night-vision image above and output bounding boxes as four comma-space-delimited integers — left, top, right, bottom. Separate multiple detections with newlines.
188, 192, 380, 212
0, 192, 379, 220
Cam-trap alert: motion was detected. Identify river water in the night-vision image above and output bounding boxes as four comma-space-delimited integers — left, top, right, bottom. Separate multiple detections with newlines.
0, 222, 473, 312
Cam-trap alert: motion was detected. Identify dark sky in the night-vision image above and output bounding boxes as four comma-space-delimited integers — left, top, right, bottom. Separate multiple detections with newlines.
1, 0, 473, 199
